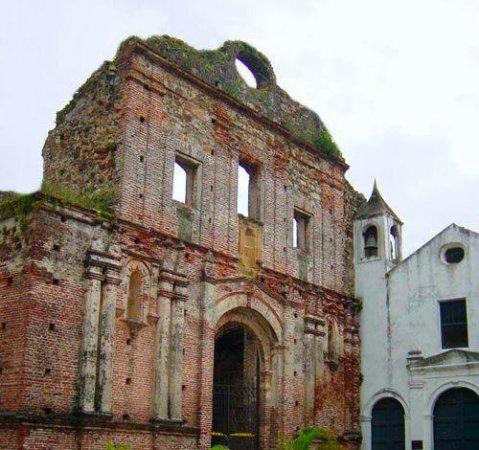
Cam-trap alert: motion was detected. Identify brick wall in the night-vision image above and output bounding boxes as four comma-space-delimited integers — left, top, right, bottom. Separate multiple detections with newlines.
0, 36, 362, 450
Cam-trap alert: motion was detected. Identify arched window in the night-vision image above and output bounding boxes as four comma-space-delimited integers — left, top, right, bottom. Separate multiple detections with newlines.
127, 269, 143, 321
390, 225, 399, 261
363, 225, 378, 258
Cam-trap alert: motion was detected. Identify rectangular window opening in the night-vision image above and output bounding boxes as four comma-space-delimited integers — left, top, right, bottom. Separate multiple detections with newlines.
440, 299, 468, 349
238, 161, 260, 219
173, 156, 197, 206
293, 209, 310, 251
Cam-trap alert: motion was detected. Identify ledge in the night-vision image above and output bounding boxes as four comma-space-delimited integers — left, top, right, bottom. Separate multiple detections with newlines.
0, 412, 199, 436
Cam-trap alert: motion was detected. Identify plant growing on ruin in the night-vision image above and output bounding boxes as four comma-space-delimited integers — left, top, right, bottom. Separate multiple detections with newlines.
210, 446, 230, 450
0, 191, 42, 233
105, 443, 130, 450
278, 426, 345, 450
41, 181, 117, 219
314, 131, 341, 158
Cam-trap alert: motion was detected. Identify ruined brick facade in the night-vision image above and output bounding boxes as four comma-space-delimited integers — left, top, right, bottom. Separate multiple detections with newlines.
0, 36, 363, 449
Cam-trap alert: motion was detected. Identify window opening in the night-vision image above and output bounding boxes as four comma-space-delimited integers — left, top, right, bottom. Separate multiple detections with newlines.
173, 162, 187, 203
238, 164, 250, 216
390, 225, 399, 260
440, 299, 468, 349
173, 158, 197, 205
235, 59, 257, 88
363, 225, 378, 258
237, 161, 261, 219
293, 209, 310, 251
445, 247, 465, 264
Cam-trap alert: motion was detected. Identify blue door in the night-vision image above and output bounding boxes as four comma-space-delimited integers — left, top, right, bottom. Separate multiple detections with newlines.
372, 398, 405, 450
434, 388, 479, 450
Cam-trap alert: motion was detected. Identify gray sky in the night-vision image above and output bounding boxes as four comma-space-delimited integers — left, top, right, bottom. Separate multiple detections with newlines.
1, 0, 478, 255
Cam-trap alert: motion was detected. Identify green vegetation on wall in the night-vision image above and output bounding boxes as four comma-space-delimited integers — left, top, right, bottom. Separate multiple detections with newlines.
0, 182, 117, 232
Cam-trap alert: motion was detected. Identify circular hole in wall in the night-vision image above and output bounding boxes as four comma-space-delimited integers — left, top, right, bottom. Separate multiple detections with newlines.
441, 243, 466, 265
445, 247, 465, 264
235, 59, 257, 88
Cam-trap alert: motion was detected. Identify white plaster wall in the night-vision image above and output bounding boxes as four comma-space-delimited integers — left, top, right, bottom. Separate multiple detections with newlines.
357, 223, 479, 450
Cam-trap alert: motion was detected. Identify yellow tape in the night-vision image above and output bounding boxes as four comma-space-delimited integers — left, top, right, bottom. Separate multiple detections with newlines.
210, 431, 255, 438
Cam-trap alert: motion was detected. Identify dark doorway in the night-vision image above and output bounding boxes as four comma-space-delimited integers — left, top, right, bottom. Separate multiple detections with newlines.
212, 327, 260, 450
371, 398, 405, 450
433, 387, 479, 450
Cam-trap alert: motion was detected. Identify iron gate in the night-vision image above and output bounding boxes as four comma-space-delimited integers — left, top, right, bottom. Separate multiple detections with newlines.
212, 383, 259, 450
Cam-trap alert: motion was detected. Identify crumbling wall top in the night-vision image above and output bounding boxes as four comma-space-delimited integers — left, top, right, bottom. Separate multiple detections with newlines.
116, 35, 342, 160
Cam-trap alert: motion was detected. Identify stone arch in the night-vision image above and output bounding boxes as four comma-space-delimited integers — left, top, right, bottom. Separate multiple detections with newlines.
431, 383, 479, 449
216, 307, 277, 372
428, 380, 479, 412
362, 222, 380, 258
213, 291, 283, 343
222, 40, 276, 89
211, 291, 283, 450
361, 389, 410, 450
364, 388, 410, 420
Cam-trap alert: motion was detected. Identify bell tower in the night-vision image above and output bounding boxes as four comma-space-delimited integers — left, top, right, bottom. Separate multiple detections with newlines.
354, 181, 403, 448
354, 180, 403, 269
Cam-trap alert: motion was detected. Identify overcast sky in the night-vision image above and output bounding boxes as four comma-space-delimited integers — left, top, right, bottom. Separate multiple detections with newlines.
1, 0, 478, 255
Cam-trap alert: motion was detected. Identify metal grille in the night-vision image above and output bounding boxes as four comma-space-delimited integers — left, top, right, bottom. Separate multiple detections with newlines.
212, 383, 259, 450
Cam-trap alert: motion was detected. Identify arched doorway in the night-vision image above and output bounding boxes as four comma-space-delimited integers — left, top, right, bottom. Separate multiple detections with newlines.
433, 387, 479, 449
371, 398, 405, 450
212, 325, 260, 450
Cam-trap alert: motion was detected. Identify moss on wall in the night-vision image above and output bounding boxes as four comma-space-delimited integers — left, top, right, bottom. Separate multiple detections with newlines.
0, 183, 117, 230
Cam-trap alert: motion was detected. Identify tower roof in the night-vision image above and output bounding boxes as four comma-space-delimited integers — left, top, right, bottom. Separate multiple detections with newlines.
355, 181, 402, 223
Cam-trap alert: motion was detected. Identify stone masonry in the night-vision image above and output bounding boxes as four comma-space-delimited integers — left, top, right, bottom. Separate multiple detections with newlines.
0, 36, 363, 449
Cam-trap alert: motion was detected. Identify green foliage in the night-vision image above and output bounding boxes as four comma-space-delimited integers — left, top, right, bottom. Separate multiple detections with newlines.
314, 130, 341, 158
210, 446, 230, 450
223, 79, 244, 99
0, 192, 42, 233
41, 181, 117, 219
278, 426, 345, 450
356, 297, 363, 312
0, 182, 117, 234
105, 443, 130, 450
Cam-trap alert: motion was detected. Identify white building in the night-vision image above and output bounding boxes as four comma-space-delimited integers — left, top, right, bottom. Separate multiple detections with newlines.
355, 182, 479, 450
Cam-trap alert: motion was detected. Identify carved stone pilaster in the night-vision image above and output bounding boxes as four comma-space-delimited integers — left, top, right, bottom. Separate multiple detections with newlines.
153, 245, 189, 422
80, 266, 104, 413
80, 249, 121, 415
303, 315, 325, 423
97, 267, 121, 414
169, 292, 186, 421
154, 278, 173, 421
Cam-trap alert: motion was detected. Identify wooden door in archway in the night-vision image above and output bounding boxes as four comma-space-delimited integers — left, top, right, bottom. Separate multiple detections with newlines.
371, 398, 405, 450
434, 387, 479, 450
